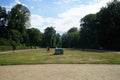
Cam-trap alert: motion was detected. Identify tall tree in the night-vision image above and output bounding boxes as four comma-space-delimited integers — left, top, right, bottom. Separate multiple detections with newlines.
97, 0, 120, 50
0, 6, 8, 39
68, 27, 77, 33
8, 4, 30, 45
80, 14, 98, 48
79, 0, 120, 50
42, 27, 56, 47
27, 28, 42, 48
62, 27, 80, 48
56, 33, 61, 47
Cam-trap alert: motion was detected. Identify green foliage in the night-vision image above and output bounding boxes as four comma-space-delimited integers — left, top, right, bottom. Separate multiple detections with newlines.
79, 0, 120, 50
56, 33, 61, 47
41, 27, 56, 48
0, 6, 8, 39
8, 4, 30, 31
0, 6, 7, 27
9, 29, 23, 45
8, 4, 30, 45
68, 27, 77, 33
80, 14, 98, 48
0, 45, 30, 52
0, 46, 12, 51
62, 27, 80, 48
98, 0, 120, 50
0, 38, 10, 45
27, 28, 42, 48
1, 0, 120, 51
0, 4, 40, 50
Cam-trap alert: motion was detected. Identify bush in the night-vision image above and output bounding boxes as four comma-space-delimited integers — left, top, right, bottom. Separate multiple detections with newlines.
0, 45, 30, 52
0, 38, 10, 45
0, 46, 12, 51
16, 45, 30, 50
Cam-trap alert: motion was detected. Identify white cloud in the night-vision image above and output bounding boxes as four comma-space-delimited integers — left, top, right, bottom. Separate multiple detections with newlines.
31, 0, 113, 33
53, 0, 79, 5
53, 1, 63, 5
15, 0, 21, 4
31, 0, 114, 33
63, 0, 79, 4
49, 0, 112, 33
31, 6, 34, 9
31, 14, 44, 27
31, 14, 45, 32
3, 0, 114, 34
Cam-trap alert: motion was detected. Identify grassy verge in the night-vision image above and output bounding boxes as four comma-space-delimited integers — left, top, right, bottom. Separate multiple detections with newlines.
0, 48, 120, 65
0, 46, 30, 52
0, 46, 12, 51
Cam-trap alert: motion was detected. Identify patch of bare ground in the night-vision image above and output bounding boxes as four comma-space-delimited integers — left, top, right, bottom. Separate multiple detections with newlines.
0, 64, 120, 80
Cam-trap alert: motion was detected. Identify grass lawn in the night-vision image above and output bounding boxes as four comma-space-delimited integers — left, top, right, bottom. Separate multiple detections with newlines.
0, 48, 120, 65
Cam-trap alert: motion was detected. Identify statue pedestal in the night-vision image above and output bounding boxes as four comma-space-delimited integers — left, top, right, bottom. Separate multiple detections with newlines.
54, 48, 64, 55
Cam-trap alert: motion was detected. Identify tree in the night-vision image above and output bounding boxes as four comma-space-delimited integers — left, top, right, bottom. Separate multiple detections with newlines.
96, 0, 120, 50
0, 6, 8, 39
80, 14, 98, 48
27, 28, 42, 48
56, 33, 61, 47
62, 27, 80, 48
8, 4, 30, 31
68, 27, 77, 33
8, 4, 30, 45
79, 0, 120, 50
9, 29, 23, 45
42, 27, 56, 48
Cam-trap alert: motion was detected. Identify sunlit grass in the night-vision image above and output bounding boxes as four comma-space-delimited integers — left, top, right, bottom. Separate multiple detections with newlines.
0, 48, 120, 65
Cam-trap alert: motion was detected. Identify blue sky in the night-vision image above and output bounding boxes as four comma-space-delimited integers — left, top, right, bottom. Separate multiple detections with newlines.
0, 0, 113, 34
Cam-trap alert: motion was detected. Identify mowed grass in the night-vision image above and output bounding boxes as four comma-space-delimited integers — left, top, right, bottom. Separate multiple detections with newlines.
0, 48, 120, 65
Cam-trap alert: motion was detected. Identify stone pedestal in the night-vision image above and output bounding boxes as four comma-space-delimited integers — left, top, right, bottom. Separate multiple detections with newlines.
54, 48, 64, 55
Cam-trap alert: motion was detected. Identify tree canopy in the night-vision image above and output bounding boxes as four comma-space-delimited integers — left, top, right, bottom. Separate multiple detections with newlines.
79, 0, 120, 50
0, 0, 120, 50
0, 4, 31, 47
62, 27, 80, 48
41, 27, 60, 48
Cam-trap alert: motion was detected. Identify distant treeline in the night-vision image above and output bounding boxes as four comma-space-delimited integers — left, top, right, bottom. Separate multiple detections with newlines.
0, 0, 120, 50
0, 4, 61, 49
63, 0, 120, 50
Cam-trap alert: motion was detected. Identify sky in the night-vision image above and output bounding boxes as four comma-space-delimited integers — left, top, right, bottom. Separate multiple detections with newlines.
0, 0, 114, 34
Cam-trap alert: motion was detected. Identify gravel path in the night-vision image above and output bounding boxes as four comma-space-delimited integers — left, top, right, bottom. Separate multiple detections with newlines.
0, 64, 120, 80
0, 49, 37, 54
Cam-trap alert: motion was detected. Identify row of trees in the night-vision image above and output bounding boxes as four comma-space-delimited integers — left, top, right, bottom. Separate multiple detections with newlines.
27, 27, 61, 48
0, 0, 120, 50
0, 4, 31, 47
41, 27, 61, 48
0, 4, 61, 48
62, 27, 80, 48
79, 0, 120, 50
62, 0, 120, 50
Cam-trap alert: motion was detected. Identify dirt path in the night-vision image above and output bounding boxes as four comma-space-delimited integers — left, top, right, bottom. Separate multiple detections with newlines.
0, 64, 120, 80
0, 49, 38, 54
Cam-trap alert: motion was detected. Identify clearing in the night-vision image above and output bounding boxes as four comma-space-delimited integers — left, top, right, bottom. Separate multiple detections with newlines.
0, 48, 120, 65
